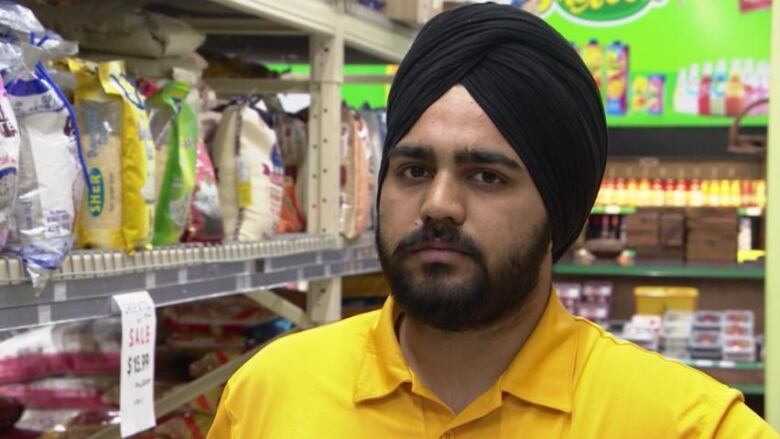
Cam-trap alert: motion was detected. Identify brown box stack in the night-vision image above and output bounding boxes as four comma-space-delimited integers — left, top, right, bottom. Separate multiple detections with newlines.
626, 208, 685, 260
386, 0, 443, 26
685, 208, 738, 262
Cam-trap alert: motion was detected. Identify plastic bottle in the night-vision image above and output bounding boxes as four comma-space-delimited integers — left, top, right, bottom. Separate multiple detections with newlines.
686, 64, 701, 115
673, 68, 687, 113
751, 62, 770, 115
709, 59, 727, 116
725, 59, 744, 116
583, 39, 603, 91
742, 59, 757, 106
698, 62, 713, 116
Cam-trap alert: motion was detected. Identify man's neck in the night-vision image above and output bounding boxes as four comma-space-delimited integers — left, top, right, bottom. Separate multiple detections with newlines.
397, 278, 551, 415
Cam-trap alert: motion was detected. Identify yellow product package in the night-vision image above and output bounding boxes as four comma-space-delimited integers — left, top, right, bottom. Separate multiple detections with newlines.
69, 58, 124, 250
99, 61, 156, 252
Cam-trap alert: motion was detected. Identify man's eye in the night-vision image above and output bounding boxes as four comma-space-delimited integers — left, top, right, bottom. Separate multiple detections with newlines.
471, 171, 505, 185
400, 165, 430, 179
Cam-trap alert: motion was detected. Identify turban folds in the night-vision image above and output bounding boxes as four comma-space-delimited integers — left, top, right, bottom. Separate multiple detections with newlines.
377, 3, 609, 262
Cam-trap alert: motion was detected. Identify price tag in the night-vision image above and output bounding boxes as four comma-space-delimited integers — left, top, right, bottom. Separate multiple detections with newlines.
113, 291, 156, 437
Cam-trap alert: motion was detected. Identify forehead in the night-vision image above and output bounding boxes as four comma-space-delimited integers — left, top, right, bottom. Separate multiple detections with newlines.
396, 85, 520, 161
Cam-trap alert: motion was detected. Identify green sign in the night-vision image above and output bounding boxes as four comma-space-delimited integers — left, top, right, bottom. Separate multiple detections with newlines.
545, 0, 771, 127
541, 0, 668, 26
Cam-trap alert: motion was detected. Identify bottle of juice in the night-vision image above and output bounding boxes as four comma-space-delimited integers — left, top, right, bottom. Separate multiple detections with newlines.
686, 64, 701, 115
698, 62, 713, 116
729, 179, 742, 208
690, 179, 704, 207
651, 178, 665, 206
755, 179, 767, 209
709, 59, 728, 116
583, 39, 603, 91
605, 41, 629, 116
628, 177, 641, 207
635, 177, 648, 207
725, 59, 744, 116
614, 177, 627, 206
673, 68, 687, 114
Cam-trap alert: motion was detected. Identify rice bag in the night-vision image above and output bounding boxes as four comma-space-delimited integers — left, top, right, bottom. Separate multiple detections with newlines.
0, 73, 21, 249
181, 139, 224, 243
0, 376, 117, 410
212, 100, 284, 241
72, 59, 155, 252
33, 4, 205, 58
0, 318, 121, 385
147, 81, 197, 246
340, 107, 373, 240
3, 43, 84, 287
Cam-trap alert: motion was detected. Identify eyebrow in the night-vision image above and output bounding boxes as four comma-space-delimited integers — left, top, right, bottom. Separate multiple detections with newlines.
388, 144, 524, 171
387, 144, 436, 162
454, 148, 523, 170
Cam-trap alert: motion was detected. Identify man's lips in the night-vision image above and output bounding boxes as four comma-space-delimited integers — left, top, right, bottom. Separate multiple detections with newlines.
408, 243, 471, 264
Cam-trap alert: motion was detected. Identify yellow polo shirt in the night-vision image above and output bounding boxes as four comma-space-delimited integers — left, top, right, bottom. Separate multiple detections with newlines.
208, 292, 777, 438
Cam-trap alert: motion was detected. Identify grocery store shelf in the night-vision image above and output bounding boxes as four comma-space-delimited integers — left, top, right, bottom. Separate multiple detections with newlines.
682, 359, 764, 370
210, 0, 414, 62
591, 205, 763, 217
0, 234, 381, 332
88, 329, 297, 439
554, 260, 765, 279
591, 205, 637, 215
734, 384, 765, 395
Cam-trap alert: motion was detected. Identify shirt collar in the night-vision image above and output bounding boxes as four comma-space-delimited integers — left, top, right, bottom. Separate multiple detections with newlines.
353, 296, 411, 403
354, 290, 577, 414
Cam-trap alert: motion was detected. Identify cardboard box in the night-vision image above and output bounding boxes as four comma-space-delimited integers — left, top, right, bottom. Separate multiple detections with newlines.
386, 0, 443, 25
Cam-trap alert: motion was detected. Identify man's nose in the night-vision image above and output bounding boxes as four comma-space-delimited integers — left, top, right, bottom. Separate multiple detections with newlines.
419, 172, 466, 226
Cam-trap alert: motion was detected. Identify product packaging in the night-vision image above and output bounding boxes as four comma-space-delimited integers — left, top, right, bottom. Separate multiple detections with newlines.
0, 376, 117, 410
71, 59, 155, 252
605, 41, 629, 116
722, 336, 755, 362
0, 60, 21, 250
340, 107, 373, 240
0, 319, 120, 385
181, 139, 224, 243
3, 41, 84, 287
212, 98, 284, 241
554, 282, 581, 315
147, 80, 198, 245
582, 39, 602, 91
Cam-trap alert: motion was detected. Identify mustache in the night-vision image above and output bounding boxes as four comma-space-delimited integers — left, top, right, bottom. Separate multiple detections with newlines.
392, 222, 483, 260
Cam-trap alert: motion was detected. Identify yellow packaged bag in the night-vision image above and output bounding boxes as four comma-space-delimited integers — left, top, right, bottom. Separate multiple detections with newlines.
69, 58, 123, 249
101, 61, 155, 252
71, 59, 155, 252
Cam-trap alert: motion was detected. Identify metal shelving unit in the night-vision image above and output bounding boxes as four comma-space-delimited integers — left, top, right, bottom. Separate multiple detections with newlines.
553, 261, 765, 279
0, 234, 379, 332
0, 2, 411, 436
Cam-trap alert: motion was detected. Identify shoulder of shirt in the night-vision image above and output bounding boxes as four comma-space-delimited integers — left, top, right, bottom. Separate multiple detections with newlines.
571, 315, 739, 404
229, 309, 381, 386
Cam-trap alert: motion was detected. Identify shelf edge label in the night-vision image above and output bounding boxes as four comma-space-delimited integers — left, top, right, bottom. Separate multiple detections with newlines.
114, 291, 156, 437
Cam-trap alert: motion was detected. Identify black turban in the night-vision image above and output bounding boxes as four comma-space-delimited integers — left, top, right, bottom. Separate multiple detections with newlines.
377, 3, 608, 262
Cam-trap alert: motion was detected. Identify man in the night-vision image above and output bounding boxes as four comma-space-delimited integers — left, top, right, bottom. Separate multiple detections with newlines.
208, 4, 777, 438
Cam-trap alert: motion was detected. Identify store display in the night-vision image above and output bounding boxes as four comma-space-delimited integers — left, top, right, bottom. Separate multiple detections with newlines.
595, 178, 766, 209
674, 59, 771, 117
148, 81, 198, 246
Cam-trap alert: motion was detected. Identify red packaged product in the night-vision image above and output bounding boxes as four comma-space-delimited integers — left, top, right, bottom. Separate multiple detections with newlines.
181, 139, 224, 243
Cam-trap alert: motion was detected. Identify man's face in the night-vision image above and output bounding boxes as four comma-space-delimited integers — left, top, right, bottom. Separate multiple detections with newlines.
377, 85, 552, 332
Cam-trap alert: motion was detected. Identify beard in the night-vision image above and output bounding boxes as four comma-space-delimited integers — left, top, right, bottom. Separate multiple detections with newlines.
376, 218, 550, 332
